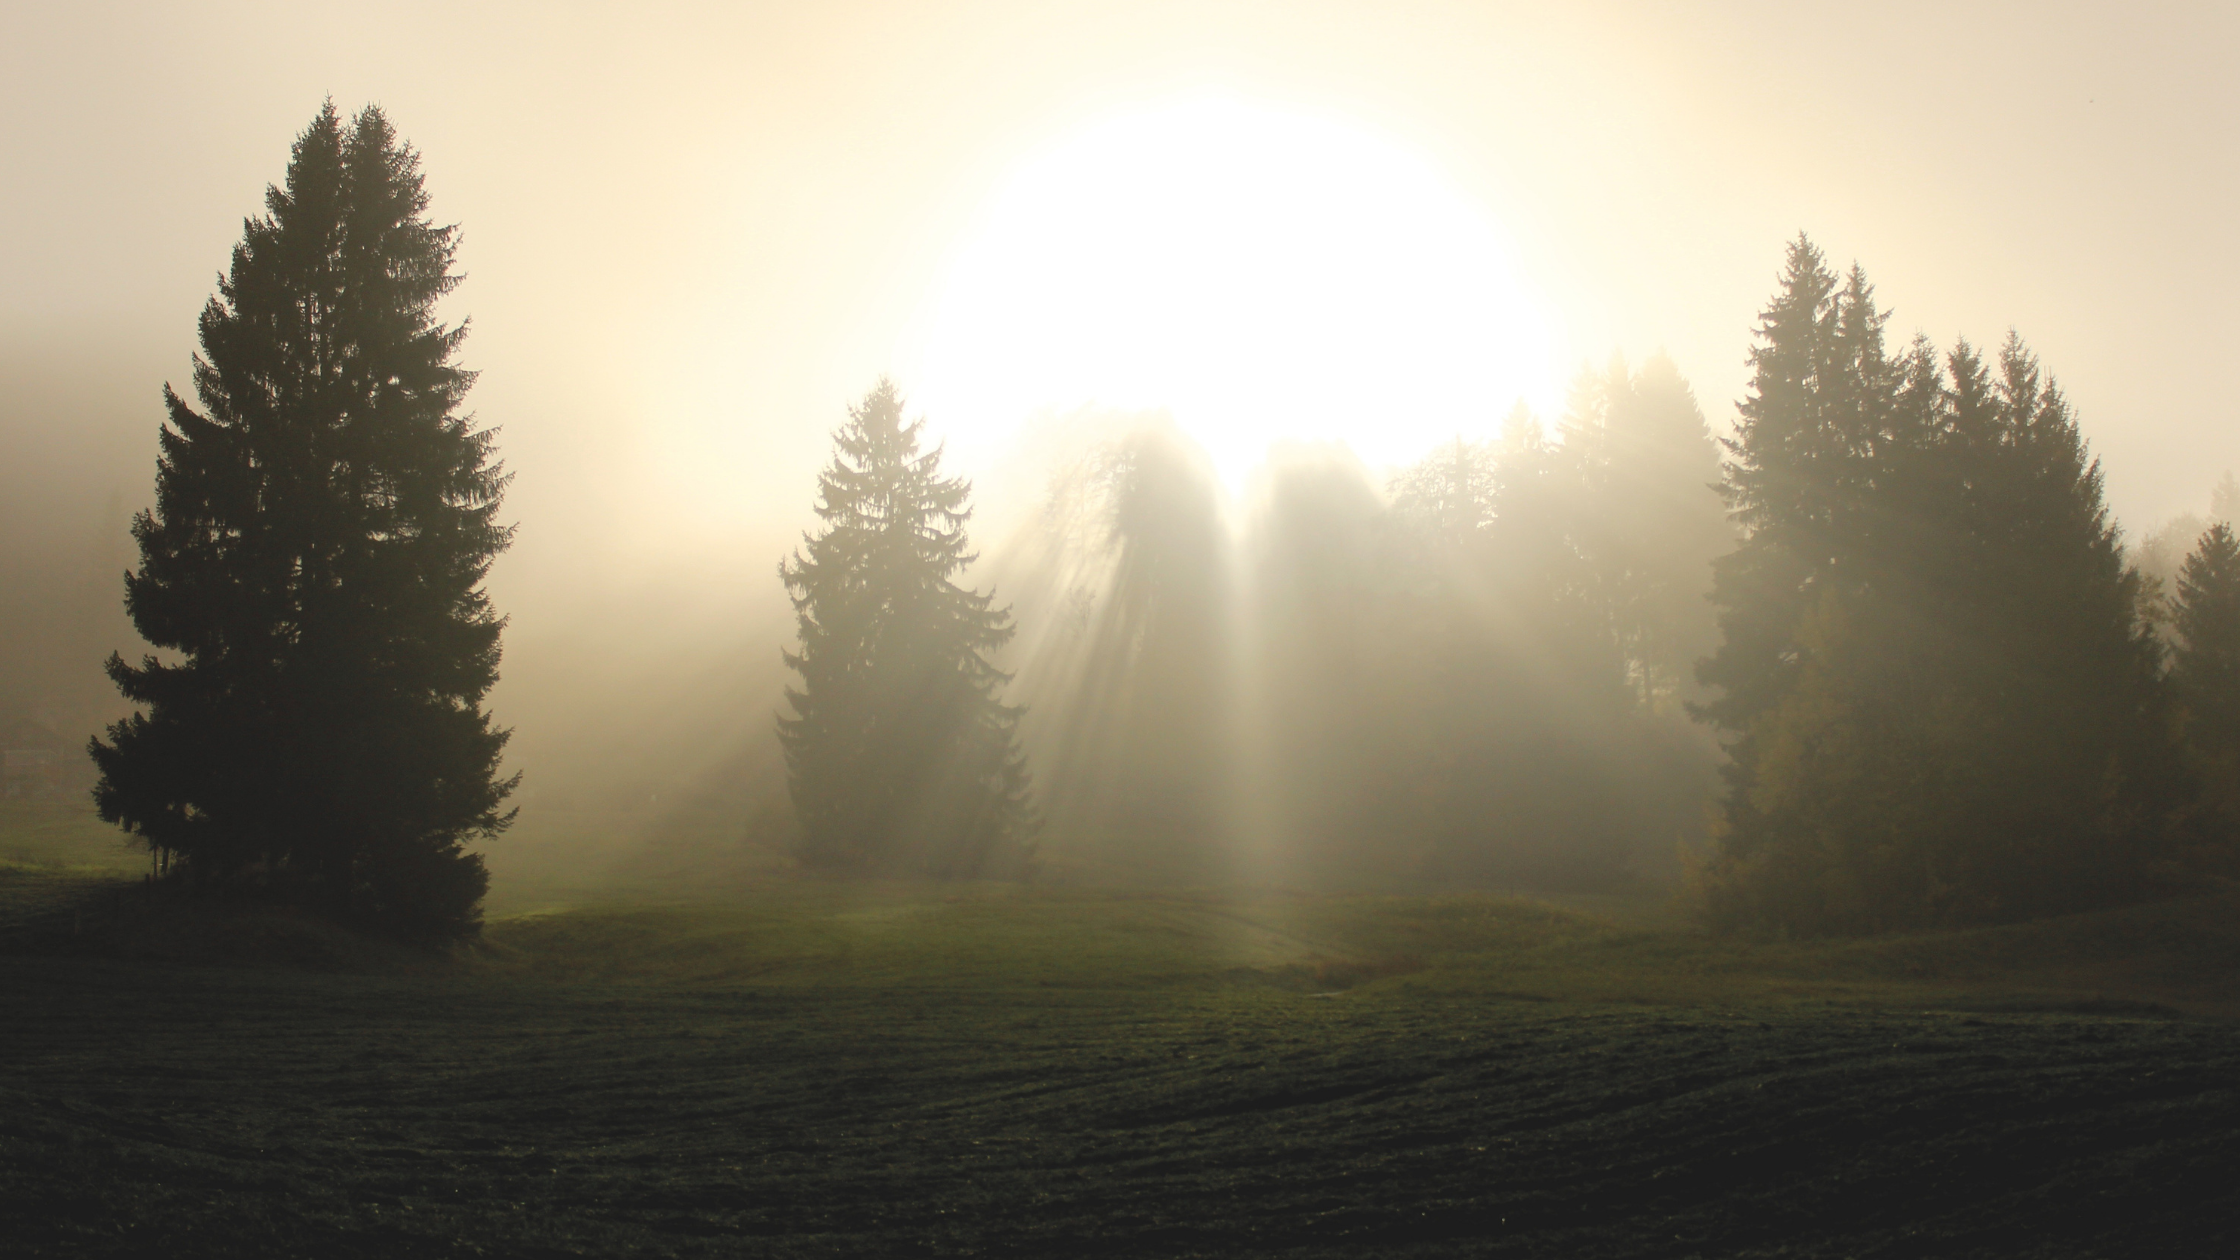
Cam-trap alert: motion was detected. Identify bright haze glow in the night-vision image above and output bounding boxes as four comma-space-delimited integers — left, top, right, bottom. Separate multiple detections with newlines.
909, 95, 1557, 486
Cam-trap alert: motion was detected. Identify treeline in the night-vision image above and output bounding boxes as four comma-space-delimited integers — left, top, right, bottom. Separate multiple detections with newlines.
1250, 355, 1732, 888
929, 236, 2240, 932
1693, 238, 2240, 933
986, 357, 1731, 890
86, 100, 2240, 940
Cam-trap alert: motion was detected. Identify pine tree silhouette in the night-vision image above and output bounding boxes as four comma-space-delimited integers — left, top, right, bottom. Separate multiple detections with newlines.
91, 103, 514, 935
779, 380, 1035, 875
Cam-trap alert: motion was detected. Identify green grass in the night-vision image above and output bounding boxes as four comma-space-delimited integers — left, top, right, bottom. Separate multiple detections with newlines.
0, 795, 142, 873
5, 875, 2240, 1256
479, 880, 2240, 1017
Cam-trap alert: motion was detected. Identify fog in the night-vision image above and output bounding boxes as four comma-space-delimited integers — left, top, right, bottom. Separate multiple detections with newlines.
5, 2, 2238, 903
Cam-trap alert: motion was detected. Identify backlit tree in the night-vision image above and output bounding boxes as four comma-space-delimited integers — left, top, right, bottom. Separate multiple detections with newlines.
779, 380, 1035, 875
90, 103, 514, 935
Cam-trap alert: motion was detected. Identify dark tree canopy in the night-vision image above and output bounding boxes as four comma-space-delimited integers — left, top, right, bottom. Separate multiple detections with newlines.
779, 380, 1035, 875
90, 102, 514, 936
1693, 237, 2177, 933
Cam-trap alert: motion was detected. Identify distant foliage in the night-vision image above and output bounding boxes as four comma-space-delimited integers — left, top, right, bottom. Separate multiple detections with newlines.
1224, 368, 1729, 891
2171, 523, 2240, 865
2130, 471, 2237, 634
1371, 370, 1728, 888
1562, 356, 1736, 711
1249, 443, 1435, 874
779, 380, 1036, 875
1000, 420, 1233, 870
89, 103, 515, 937
1388, 433, 1499, 543
1692, 236, 2182, 933
2174, 525, 2240, 732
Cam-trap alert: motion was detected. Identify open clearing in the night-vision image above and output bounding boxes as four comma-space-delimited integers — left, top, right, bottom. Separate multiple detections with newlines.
5, 868, 2240, 1256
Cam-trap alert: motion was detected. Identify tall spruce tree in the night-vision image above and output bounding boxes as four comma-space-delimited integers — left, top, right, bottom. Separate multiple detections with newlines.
779, 380, 1035, 875
1695, 237, 1867, 860
89, 103, 515, 935
1924, 337, 2169, 920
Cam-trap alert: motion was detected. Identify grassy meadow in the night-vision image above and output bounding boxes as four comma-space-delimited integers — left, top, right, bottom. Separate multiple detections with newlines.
5, 803, 2240, 1256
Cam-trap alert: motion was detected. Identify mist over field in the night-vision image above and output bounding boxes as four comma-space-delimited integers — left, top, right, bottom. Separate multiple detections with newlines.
5, 4, 2237, 910
7, 4, 2240, 1255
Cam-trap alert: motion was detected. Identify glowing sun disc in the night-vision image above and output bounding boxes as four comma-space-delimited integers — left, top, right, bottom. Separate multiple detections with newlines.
908, 95, 1556, 486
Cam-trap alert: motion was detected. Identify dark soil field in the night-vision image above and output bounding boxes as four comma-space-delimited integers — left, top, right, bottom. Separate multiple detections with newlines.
6, 847, 2240, 1256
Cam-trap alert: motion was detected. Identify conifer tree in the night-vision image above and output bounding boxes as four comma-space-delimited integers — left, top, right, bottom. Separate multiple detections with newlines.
2172, 523, 2240, 851
89, 103, 514, 935
2174, 523, 2240, 733
1695, 237, 1865, 857
779, 380, 1035, 875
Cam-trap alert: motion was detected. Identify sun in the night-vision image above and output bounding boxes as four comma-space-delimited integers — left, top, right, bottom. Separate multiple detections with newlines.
907, 94, 1557, 487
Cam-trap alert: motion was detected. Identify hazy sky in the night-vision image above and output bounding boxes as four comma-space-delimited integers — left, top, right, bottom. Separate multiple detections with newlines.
4, 1, 2235, 747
